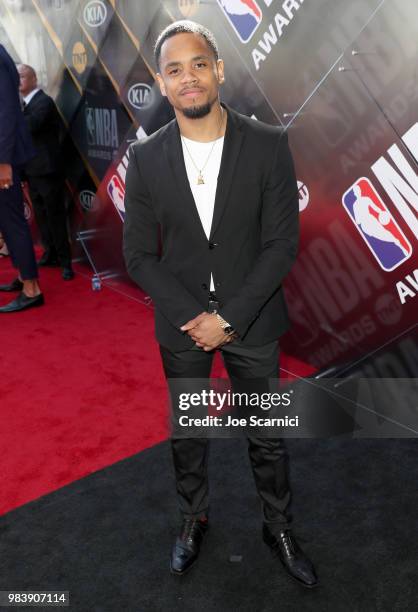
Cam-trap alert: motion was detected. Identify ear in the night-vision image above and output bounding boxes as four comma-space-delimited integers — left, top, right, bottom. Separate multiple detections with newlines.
156, 73, 167, 97
216, 59, 225, 85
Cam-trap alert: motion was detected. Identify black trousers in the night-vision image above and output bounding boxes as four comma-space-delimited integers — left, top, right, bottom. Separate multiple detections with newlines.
0, 167, 38, 280
160, 340, 292, 530
27, 174, 71, 266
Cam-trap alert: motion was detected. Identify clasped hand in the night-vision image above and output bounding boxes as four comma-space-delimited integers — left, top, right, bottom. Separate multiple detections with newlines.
180, 312, 234, 351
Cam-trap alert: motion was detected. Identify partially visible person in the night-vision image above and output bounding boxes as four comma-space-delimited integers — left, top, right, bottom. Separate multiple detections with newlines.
0, 45, 44, 313
18, 64, 74, 280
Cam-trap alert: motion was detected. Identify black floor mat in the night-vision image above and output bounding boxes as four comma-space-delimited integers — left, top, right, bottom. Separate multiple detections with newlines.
0, 438, 417, 611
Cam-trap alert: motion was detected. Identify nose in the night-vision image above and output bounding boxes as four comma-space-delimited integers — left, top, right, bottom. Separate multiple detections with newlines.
180, 66, 198, 85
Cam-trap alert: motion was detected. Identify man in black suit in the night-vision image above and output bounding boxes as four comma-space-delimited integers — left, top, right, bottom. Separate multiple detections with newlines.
123, 21, 317, 587
0, 45, 44, 313
18, 64, 74, 280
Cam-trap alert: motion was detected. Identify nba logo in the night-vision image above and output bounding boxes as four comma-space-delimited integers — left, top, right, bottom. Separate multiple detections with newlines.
342, 177, 412, 272
107, 175, 125, 221
217, 0, 262, 43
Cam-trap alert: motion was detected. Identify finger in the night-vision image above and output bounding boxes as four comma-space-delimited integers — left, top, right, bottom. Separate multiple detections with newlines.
188, 331, 201, 340
181, 320, 198, 331
180, 312, 206, 331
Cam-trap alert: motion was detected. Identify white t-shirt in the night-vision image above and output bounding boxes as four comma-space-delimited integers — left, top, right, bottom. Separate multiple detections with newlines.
181, 135, 224, 292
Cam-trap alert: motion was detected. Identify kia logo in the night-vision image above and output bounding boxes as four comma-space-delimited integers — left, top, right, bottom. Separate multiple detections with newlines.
128, 83, 154, 110
83, 0, 107, 27
79, 190, 97, 211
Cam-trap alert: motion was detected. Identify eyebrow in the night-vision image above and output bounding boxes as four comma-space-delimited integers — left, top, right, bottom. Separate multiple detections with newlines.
164, 55, 211, 70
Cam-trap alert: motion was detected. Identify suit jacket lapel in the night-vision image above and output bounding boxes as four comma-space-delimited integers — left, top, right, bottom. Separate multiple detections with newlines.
209, 104, 244, 240
163, 120, 208, 242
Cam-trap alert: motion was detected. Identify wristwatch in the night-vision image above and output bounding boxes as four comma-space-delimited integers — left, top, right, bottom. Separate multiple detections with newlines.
215, 313, 236, 336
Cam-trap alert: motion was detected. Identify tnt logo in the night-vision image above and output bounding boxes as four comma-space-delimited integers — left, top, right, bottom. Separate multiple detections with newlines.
217, 0, 262, 43
342, 177, 412, 272
107, 175, 125, 221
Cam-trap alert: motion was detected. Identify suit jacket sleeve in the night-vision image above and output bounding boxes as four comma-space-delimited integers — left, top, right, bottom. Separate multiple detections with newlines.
123, 143, 205, 329
219, 131, 299, 337
0, 58, 17, 164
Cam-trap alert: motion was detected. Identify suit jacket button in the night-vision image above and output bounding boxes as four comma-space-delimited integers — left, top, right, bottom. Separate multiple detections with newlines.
209, 242, 219, 249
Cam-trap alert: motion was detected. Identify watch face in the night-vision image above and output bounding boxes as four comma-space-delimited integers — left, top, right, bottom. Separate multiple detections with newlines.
224, 326, 234, 335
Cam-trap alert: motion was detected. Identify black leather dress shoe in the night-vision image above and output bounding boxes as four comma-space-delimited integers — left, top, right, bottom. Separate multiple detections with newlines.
0, 278, 24, 292
38, 252, 59, 267
170, 518, 208, 575
0, 292, 44, 312
62, 267, 74, 280
263, 525, 318, 588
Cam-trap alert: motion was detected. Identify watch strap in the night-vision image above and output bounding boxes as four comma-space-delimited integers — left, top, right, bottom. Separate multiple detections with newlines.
215, 313, 235, 335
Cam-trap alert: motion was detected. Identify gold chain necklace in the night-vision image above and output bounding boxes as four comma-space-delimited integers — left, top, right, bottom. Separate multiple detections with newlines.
181, 108, 224, 185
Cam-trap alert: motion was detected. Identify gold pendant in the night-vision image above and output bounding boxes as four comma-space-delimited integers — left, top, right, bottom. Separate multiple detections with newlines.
197, 172, 204, 185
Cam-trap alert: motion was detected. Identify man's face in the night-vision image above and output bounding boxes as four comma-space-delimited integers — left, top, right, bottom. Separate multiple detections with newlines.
18, 65, 37, 97
156, 32, 224, 119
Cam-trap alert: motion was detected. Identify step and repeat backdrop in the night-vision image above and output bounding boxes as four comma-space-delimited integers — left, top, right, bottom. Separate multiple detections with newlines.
1, 0, 417, 375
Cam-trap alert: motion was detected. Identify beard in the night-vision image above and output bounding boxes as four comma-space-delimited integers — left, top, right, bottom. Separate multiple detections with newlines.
181, 101, 212, 119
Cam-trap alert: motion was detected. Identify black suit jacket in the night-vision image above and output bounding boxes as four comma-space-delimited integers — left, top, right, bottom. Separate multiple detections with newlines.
23, 89, 63, 177
123, 104, 299, 351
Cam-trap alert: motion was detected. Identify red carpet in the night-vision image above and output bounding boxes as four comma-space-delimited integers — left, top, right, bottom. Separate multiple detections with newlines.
0, 254, 315, 516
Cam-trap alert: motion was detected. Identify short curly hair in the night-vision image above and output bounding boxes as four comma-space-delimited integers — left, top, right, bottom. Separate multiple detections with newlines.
154, 20, 219, 69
